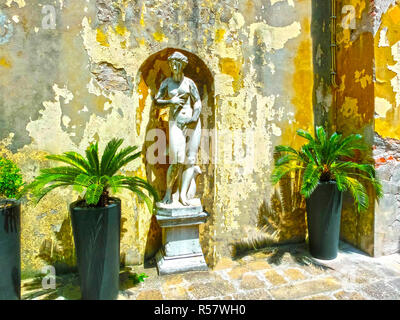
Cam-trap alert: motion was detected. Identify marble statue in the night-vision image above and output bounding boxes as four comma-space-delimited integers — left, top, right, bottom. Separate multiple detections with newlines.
154, 51, 202, 206
153, 51, 209, 275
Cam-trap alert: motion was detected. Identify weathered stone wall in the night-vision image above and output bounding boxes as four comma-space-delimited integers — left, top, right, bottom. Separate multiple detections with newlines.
0, 0, 313, 272
373, 133, 400, 256
311, 0, 334, 130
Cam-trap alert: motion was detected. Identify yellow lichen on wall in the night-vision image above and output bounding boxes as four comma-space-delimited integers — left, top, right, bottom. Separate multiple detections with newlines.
355, 69, 372, 89
341, 97, 363, 126
152, 32, 166, 42
218, 57, 243, 93
215, 29, 226, 43
0, 57, 12, 68
115, 24, 127, 37
283, 18, 314, 151
96, 28, 110, 47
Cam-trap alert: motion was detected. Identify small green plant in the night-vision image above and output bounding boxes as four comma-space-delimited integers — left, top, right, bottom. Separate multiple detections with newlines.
0, 157, 24, 199
271, 126, 383, 212
135, 272, 148, 283
23, 138, 159, 211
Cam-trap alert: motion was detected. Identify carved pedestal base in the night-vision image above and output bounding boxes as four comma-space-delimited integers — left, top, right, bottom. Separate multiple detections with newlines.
155, 201, 208, 275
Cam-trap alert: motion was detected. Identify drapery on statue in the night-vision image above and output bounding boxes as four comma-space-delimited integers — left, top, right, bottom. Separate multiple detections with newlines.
154, 51, 202, 206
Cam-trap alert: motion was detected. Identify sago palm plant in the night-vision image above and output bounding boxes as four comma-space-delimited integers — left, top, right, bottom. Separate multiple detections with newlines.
271, 126, 383, 212
23, 138, 158, 211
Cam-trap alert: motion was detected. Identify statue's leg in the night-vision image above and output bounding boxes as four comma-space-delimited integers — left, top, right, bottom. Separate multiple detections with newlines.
164, 121, 186, 204
180, 164, 195, 206
162, 163, 182, 204
172, 169, 181, 202
180, 120, 201, 206
187, 166, 201, 200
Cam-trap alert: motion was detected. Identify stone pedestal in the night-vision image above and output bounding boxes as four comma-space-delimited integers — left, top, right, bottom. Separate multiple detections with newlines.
155, 200, 209, 275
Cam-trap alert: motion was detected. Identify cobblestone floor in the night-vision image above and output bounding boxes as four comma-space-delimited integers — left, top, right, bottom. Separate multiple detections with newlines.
21, 242, 400, 300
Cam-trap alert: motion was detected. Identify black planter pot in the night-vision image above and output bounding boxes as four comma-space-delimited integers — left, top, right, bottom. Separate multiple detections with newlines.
306, 181, 343, 260
70, 198, 121, 300
0, 199, 21, 300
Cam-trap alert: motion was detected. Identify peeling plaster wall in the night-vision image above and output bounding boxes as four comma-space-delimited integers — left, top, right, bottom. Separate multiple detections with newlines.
334, 0, 376, 256
0, 0, 313, 272
373, 0, 400, 256
333, 0, 400, 256
374, 0, 400, 139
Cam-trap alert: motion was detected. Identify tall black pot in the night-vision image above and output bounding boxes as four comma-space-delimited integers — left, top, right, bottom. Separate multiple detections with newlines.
70, 198, 121, 300
306, 181, 343, 260
0, 199, 21, 300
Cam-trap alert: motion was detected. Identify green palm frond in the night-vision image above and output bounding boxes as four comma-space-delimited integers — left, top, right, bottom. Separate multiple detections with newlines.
86, 183, 104, 205
331, 167, 383, 202
328, 133, 364, 163
274, 145, 299, 156
301, 163, 322, 198
315, 126, 327, 146
296, 129, 314, 142
107, 175, 125, 193
45, 154, 89, 174
332, 171, 348, 192
128, 187, 154, 215
40, 167, 84, 179
85, 141, 100, 175
271, 126, 383, 212
275, 154, 300, 166
22, 139, 157, 210
300, 144, 317, 165
73, 174, 96, 192
331, 162, 375, 178
343, 177, 369, 212
62, 152, 92, 174
100, 138, 124, 175
121, 176, 159, 202
106, 146, 139, 176
327, 132, 342, 157
33, 182, 71, 205
271, 162, 305, 185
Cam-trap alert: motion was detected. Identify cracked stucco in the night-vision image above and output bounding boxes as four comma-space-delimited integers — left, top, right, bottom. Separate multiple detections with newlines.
0, 0, 313, 271
334, 0, 400, 256
373, 1, 400, 256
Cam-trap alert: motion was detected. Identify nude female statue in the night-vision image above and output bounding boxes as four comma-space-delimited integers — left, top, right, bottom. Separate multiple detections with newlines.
154, 51, 202, 206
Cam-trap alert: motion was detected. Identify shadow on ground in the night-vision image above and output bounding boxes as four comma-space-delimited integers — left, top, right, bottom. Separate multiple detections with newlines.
22, 267, 149, 300
232, 242, 334, 272
21, 273, 81, 300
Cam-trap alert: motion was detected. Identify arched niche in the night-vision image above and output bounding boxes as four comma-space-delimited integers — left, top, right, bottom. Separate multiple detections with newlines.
137, 48, 216, 261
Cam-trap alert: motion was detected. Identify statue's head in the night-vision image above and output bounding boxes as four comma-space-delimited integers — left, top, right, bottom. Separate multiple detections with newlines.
168, 51, 188, 75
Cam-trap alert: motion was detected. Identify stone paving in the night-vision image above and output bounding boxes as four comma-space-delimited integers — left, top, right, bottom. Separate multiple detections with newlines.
21, 242, 400, 300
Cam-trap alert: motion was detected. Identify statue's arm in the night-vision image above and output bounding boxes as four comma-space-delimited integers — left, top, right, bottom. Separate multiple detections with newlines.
154, 79, 170, 107
189, 80, 202, 122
